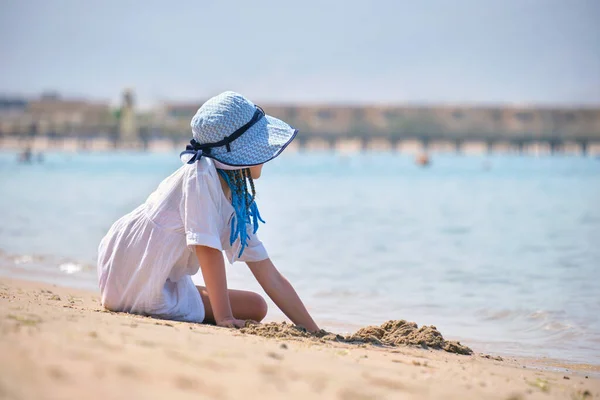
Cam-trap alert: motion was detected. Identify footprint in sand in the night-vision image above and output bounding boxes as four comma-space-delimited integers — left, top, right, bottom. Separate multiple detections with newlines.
117, 364, 141, 379
47, 365, 68, 381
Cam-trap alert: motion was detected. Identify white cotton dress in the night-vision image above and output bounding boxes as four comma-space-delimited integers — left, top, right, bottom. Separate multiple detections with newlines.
97, 158, 268, 323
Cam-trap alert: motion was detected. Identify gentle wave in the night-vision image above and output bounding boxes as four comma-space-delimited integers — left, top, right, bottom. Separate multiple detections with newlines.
1, 252, 94, 273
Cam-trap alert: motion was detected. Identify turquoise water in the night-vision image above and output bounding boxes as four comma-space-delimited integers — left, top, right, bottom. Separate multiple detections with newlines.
1, 150, 599, 363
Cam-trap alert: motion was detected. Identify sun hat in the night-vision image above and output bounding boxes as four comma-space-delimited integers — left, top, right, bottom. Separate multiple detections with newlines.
180, 91, 298, 167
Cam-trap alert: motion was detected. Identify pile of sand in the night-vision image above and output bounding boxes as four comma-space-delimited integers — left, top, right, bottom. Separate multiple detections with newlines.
240, 319, 473, 355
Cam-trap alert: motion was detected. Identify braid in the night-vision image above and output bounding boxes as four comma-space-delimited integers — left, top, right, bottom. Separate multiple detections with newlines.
216, 167, 265, 258
236, 169, 247, 206
240, 168, 257, 207
246, 170, 256, 205
232, 170, 242, 198
222, 170, 244, 199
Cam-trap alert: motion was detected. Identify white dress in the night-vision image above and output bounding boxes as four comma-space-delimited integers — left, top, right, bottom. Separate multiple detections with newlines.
97, 158, 268, 323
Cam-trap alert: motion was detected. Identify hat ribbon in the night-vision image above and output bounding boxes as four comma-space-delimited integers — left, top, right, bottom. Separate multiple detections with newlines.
180, 106, 265, 164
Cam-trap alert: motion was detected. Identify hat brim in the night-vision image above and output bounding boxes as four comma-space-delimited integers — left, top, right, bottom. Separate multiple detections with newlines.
208, 114, 298, 167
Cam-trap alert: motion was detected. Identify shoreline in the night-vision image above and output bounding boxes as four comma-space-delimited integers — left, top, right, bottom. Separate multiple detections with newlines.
1, 277, 598, 399
1, 257, 599, 368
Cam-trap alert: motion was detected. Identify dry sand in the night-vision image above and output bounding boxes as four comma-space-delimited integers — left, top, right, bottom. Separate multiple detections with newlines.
0, 278, 598, 400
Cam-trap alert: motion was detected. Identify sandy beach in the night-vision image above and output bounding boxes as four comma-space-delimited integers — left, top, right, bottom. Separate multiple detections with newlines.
1, 278, 598, 399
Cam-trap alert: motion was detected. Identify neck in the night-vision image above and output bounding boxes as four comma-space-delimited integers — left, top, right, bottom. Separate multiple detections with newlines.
218, 174, 232, 201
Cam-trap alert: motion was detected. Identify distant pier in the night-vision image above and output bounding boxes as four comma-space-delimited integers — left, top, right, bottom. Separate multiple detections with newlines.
1, 91, 599, 156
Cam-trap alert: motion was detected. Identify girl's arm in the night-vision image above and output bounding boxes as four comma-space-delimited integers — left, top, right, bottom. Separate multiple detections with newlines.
195, 246, 245, 328
247, 258, 319, 332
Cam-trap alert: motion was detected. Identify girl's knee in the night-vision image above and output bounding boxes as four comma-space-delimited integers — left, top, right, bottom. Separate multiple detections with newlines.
251, 293, 268, 322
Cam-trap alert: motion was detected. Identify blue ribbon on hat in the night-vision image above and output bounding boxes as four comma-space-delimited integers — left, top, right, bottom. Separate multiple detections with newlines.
180, 106, 265, 164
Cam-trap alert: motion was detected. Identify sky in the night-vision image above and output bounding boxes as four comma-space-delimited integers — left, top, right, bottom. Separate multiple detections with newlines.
1, 0, 599, 107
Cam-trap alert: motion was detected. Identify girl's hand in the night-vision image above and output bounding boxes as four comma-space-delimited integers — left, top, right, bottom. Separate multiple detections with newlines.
216, 317, 247, 329
247, 258, 320, 332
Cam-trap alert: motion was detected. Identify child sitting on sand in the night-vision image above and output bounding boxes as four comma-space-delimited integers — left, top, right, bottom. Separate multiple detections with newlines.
97, 91, 319, 331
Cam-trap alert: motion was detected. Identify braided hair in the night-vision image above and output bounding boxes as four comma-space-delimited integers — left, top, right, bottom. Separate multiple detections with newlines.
216, 168, 264, 257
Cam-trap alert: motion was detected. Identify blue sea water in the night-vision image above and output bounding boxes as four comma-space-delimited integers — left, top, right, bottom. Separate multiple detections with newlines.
1, 150, 599, 364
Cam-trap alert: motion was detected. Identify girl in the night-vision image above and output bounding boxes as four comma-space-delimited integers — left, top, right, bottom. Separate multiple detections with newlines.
97, 91, 319, 331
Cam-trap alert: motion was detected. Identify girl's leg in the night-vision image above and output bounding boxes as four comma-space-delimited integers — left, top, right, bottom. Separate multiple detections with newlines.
196, 286, 268, 324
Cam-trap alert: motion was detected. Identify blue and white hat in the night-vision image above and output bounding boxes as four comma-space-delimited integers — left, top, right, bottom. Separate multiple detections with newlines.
180, 91, 298, 167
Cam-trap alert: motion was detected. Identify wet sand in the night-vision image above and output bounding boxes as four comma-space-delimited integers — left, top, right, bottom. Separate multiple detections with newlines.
0, 277, 598, 400
240, 320, 473, 355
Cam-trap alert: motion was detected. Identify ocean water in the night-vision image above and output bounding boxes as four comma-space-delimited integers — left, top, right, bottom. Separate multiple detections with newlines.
1, 150, 599, 364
